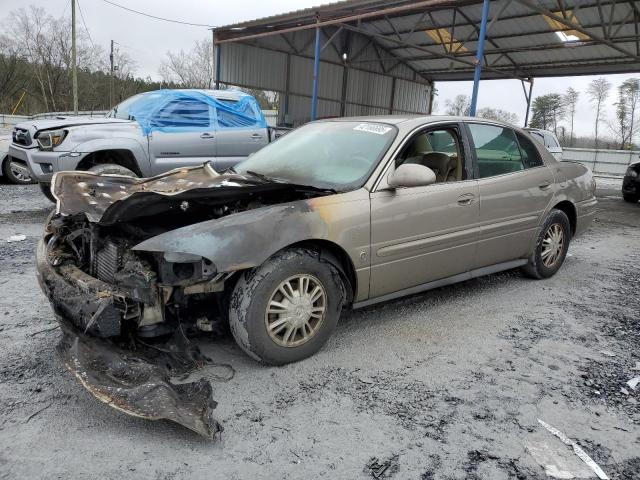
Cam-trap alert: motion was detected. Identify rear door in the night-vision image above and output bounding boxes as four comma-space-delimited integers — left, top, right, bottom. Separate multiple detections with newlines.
213, 101, 269, 172
148, 97, 216, 175
466, 123, 555, 268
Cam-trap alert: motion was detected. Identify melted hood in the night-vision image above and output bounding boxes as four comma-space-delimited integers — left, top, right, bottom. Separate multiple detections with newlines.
52, 163, 295, 225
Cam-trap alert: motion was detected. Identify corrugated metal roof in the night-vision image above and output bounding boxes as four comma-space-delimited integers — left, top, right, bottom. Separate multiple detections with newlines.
215, 0, 640, 81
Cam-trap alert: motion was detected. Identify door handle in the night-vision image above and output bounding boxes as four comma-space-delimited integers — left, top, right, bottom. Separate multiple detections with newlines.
538, 183, 551, 190
250, 133, 263, 139
457, 194, 475, 206
200, 132, 214, 139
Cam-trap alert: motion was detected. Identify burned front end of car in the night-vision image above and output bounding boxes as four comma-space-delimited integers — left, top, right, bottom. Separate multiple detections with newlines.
35, 165, 334, 437
38, 214, 228, 340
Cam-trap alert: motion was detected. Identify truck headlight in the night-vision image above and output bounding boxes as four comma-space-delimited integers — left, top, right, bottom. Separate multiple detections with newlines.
35, 129, 67, 151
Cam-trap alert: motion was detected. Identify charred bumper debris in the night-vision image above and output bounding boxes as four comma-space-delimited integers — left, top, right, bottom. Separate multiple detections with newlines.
37, 163, 332, 437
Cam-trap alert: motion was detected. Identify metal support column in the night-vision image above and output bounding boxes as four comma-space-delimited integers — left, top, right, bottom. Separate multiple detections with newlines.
214, 31, 221, 89
283, 53, 291, 125
469, 0, 490, 117
523, 78, 534, 127
311, 24, 321, 121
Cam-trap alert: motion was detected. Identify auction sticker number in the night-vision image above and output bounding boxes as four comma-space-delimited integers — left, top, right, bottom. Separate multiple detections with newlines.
353, 123, 392, 135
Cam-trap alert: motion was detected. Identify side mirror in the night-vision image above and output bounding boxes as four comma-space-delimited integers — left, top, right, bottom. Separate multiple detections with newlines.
387, 163, 436, 188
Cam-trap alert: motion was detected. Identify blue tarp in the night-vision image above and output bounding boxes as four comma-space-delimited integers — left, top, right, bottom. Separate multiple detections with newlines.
126, 89, 267, 135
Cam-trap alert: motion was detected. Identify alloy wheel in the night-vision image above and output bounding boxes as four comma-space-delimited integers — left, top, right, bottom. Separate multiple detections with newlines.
541, 223, 565, 268
264, 274, 327, 347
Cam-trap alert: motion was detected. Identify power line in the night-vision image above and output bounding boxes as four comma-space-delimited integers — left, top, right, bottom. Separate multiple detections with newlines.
100, 0, 215, 28
76, 0, 95, 49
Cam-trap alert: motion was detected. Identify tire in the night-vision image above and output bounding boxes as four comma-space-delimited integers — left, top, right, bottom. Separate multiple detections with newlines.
87, 163, 137, 177
39, 182, 57, 203
623, 193, 639, 203
2, 156, 34, 184
229, 248, 345, 365
522, 209, 571, 279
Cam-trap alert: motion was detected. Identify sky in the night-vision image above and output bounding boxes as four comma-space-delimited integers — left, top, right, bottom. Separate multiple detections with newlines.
2, 0, 637, 137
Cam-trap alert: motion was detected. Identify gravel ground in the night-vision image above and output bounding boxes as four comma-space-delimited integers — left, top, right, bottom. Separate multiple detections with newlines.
0, 178, 638, 480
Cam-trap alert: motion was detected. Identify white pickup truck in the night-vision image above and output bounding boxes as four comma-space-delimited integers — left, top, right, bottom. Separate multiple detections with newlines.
9, 89, 275, 200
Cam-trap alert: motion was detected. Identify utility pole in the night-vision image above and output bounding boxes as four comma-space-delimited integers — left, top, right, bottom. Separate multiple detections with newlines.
110, 40, 114, 107
71, 0, 78, 115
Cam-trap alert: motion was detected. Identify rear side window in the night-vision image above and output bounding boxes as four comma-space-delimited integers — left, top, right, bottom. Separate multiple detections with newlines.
216, 101, 262, 128
544, 133, 559, 148
516, 132, 544, 168
468, 124, 524, 178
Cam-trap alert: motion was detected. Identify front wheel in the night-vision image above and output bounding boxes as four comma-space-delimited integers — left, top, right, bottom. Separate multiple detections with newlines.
3, 157, 34, 184
229, 248, 345, 365
522, 209, 571, 279
39, 182, 56, 202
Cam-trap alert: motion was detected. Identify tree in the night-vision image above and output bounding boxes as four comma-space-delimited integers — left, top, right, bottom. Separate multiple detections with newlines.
587, 77, 611, 149
620, 78, 640, 149
159, 39, 214, 89
445, 94, 470, 116
476, 107, 518, 125
563, 87, 579, 146
529, 93, 563, 133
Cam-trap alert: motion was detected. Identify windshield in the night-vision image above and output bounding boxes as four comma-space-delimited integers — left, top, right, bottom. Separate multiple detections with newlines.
107, 92, 148, 119
235, 121, 397, 190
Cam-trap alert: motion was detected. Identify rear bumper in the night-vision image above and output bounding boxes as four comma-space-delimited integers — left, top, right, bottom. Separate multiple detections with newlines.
9, 144, 79, 182
622, 175, 639, 194
574, 196, 597, 237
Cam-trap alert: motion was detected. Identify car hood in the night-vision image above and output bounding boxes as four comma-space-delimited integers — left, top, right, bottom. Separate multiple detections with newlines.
17, 116, 132, 132
52, 163, 323, 225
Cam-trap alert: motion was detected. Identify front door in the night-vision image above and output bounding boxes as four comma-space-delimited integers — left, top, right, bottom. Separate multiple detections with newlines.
466, 123, 555, 268
148, 97, 216, 175
369, 124, 480, 299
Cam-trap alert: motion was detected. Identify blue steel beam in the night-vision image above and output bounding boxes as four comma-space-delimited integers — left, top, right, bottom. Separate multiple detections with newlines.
469, 0, 490, 116
311, 25, 321, 121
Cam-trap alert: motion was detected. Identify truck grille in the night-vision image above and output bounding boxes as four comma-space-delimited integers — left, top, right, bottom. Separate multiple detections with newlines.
92, 241, 121, 283
12, 128, 31, 146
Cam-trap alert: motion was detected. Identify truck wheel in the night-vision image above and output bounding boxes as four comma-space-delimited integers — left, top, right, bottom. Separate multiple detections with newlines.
623, 193, 639, 203
39, 182, 56, 202
87, 163, 137, 177
522, 209, 571, 279
229, 248, 345, 365
3, 156, 34, 184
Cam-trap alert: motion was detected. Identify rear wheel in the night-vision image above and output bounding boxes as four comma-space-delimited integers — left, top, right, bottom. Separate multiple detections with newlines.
3, 156, 34, 184
229, 248, 345, 365
522, 209, 571, 279
623, 193, 639, 203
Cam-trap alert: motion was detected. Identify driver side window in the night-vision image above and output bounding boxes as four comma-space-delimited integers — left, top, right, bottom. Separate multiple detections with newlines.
396, 127, 464, 183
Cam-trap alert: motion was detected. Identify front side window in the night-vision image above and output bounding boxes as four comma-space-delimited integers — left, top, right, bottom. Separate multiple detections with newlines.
468, 124, 524, 178
396, 127, 464, 182
235, 121, 397, 191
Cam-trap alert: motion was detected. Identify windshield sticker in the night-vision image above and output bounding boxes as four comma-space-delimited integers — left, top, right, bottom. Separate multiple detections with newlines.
353, 123, 392, 135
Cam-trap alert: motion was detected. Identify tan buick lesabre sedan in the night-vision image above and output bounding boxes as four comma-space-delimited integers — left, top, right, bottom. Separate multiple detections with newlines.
39, 116, 596, 365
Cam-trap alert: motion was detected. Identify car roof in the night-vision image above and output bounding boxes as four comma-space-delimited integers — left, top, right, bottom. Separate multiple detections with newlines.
319, 115, 523, 131
140, 89, 247, 102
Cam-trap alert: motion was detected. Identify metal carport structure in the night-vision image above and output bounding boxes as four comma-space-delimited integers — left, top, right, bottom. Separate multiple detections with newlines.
212, 0, 640, 126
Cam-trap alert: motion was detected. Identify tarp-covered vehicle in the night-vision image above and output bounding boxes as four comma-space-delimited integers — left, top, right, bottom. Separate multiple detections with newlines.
37, 116, 597, 437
